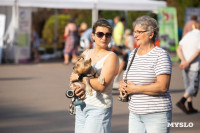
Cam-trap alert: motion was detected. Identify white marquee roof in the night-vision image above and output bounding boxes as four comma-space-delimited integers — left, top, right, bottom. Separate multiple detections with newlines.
0, 0, 166, 11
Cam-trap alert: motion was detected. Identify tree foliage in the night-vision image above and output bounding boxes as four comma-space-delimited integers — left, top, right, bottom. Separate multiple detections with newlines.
42, 14, 71, 47
67, 9, 92, 27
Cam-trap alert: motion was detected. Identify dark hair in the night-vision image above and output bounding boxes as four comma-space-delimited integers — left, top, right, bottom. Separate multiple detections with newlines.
69, 18, 75, 23
92, 18, 113, 34
191, 15, 197, 21
133, 15, 159, 43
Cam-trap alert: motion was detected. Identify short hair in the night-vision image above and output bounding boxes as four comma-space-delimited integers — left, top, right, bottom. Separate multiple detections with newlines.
191, 15, 197, 21
92, 18, 113, 34
69, 17, 75, 23
133, 16, 159, 43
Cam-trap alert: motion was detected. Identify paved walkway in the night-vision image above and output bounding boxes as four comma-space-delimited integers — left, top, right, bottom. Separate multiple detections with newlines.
0, 61, 199, 133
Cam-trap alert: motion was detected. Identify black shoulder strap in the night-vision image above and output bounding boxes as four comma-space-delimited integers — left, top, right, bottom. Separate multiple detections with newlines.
124, 48, 138, 83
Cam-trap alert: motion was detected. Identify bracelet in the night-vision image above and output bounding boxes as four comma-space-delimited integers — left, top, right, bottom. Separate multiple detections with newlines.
98, 76, 105, 85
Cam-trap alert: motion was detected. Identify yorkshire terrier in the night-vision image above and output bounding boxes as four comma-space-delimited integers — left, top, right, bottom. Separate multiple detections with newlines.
71, 56, 104, 96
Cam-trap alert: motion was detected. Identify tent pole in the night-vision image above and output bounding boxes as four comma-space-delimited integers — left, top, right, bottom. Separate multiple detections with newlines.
92, 8, 98, 26
54, 9, 58, 55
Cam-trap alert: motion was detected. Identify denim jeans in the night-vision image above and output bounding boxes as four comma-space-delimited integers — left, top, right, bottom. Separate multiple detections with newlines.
75, 103, 112, 133
129, 110, 172, 133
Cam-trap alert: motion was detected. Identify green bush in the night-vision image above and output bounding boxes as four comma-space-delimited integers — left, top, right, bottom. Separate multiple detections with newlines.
42, 14, 71, 47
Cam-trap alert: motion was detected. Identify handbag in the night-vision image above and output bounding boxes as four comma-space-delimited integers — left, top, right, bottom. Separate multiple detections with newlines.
118, 48, 138, 102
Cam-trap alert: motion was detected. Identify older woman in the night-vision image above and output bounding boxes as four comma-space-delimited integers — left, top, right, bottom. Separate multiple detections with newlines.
70, 18, 119, 133
119, 16, 172, 133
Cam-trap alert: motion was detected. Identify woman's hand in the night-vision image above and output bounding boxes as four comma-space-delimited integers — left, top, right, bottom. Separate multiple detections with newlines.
73, 85, 86, 100
70, 73, 79, 82
118, 80, 128, 97
124, 81, 136, 94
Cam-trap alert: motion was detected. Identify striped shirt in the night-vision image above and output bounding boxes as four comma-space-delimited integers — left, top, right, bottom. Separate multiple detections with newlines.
123, 46, 172, 114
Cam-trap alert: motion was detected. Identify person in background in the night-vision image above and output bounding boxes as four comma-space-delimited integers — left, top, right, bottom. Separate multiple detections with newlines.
63, 18, 79, 64
31, 28, 41, 62
113, 16, 124, 46
118, 29, 134, 75
79, 22, 88, 37
70, 18, 119, 133
176, 20, 200, 114
80, 28, 93, 50
124, 29, 134, 50
119, 16, 172, 133
182, 15, 197, 37
178, 27, 183, 41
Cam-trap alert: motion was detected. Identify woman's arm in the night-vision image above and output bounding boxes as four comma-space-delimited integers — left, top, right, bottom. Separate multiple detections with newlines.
89, 53, 119, 92
124, 74, 171, 95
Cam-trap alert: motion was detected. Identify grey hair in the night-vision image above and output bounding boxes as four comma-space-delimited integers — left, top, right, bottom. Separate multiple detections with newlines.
133, 16, 159, 43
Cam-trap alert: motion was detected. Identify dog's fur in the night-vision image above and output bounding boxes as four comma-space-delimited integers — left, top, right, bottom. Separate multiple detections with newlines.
71, 56, 98, 96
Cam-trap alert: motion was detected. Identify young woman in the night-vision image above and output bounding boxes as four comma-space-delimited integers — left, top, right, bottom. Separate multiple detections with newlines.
70, 18, 119, 133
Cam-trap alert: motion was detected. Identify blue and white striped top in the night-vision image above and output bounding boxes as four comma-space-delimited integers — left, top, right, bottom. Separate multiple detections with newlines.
123, 46, 172, 114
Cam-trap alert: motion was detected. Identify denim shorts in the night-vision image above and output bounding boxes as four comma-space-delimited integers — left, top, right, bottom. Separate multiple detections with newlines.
182, 70, 200, 96
129, 110, 172, 133
75, 103, 112, 133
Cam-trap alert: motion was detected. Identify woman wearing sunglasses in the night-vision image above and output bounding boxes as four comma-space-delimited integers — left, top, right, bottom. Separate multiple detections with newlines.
70, 18, 119, 133
119, 16, 172, 133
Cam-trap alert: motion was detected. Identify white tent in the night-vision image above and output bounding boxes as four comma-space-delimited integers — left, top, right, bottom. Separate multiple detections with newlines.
11, 0, 166, 10
16, 0, 166, 23
0, 0, 166, 63
1, 0, 166, 23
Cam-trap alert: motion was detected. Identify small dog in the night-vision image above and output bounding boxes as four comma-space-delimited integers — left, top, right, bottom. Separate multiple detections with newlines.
71, 56, 98, 96
67, 55, 104, 115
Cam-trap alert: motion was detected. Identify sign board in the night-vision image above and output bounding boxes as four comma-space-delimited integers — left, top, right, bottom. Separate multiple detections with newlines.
157, 7, 179, 62
15, 7, 31, 63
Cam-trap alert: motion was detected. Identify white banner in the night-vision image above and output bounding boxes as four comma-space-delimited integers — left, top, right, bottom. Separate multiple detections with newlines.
0, 14, 6, 64
15, 7, 31, 63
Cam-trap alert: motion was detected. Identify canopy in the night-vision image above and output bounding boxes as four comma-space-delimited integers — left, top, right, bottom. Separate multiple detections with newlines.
1, 0, 166, 24
1, 0, 166, 11
0, 0, 16, 6
0, 0, 166, 63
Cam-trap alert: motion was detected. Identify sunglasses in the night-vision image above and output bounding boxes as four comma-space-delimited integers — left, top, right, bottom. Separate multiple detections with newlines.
95, 32, 112, 39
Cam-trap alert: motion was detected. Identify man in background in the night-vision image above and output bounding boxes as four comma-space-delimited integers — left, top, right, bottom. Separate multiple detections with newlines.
176, 20, 200, 114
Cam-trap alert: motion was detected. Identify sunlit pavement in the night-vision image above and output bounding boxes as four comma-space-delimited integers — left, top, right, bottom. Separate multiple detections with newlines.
0, 61, 199, 133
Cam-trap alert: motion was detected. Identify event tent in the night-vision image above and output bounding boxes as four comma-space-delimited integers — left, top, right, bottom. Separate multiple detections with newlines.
1, 0, 166, 10
1, 0, 166, 23
0, 0, 166, 63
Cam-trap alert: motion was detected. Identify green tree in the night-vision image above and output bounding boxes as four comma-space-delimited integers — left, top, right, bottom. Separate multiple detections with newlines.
42, 14, 71, 48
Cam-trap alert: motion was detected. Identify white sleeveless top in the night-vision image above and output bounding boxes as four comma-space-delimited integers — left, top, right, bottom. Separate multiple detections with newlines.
84, 50, 115, 108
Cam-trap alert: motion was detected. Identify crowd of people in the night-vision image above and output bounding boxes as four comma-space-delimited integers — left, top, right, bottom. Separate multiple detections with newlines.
66, 15, 200, 133
64, 16, 135, 78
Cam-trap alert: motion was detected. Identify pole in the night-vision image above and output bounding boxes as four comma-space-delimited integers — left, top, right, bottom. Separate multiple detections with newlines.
54, 9, 58, 55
